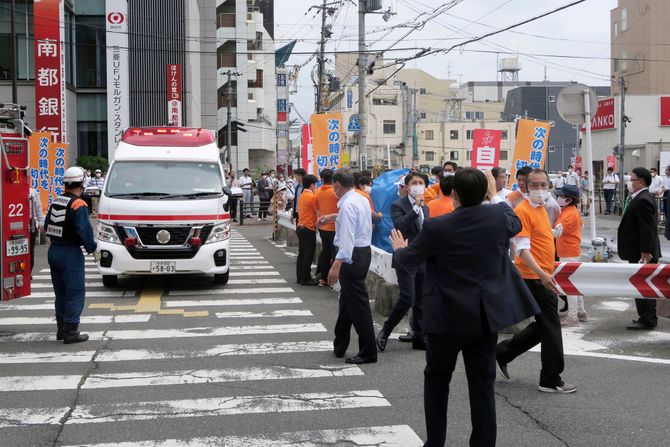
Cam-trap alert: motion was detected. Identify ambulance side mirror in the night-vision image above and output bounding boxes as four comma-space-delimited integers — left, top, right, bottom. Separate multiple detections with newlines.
222, 186, 232, 196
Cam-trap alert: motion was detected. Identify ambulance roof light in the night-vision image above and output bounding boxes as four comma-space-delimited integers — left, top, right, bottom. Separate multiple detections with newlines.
121, 127, 214, 147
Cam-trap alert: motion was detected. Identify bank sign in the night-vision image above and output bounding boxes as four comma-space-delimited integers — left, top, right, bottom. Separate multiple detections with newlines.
584, 97, 615, 132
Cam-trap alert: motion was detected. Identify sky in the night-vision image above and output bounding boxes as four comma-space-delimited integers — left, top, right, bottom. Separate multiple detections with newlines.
272, 0, 619, 124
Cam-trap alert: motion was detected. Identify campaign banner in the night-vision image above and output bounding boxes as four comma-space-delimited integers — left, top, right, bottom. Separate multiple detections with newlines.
28, 132, 68, 215
660, 96, 670, 127
106, 0, 130, 159
34, 0, 66, 142
301, 124, 312, 173
167, 64, 182, 126
471, 129, 502, 170
310, 113, 343, 175
607, 155, 616, 170
508, 118, 551, 190
582, 97, 615, 132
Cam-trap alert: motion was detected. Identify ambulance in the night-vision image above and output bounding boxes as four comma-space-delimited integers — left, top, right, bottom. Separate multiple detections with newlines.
96, 127, 231, 287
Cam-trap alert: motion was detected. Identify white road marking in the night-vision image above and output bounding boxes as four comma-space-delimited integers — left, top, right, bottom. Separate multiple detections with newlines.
0, 407, 69, 427
0, 303, 55, 311
31, 275, 106, 280
25, 291, 135, 299
40, 268, 98, 273
0, 315, 151, 326
229, 250, 260, 254
226, 278, 287, 285
231, 266, 275, 270
229, 256, 265, 260
31, 282, 105, 289
0, 323, 327, 343
214, 310, 313, 318
168, 287, 294, 296
594, 301, 631, 312
229, 271, 280, 277
64, 425, 423, 447
234, 260, 269, 265
164, 298, 302, 307
0, 341, 333, 365
284, 252, 298, 257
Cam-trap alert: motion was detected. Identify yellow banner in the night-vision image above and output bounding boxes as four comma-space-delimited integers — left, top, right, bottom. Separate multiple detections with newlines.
310, 112, 343, 175
508, 118, 551, 190
29, 132, 69, 215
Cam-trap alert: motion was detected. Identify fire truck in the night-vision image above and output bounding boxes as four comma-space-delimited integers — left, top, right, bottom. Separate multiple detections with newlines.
0, 103, 31, 301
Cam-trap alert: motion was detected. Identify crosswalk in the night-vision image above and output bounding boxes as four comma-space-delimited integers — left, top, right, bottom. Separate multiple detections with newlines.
0, 230, 423, 446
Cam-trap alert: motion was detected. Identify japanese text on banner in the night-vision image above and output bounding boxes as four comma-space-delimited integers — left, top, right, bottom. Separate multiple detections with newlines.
310, 113, 343, 175
471, 129, 502, 170
508, 119, 551, 190
29, 132, 69, 215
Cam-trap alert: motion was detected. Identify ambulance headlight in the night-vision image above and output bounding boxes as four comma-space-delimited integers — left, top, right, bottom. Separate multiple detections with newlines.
97, 222, 121, 244
206, 222, 230, 244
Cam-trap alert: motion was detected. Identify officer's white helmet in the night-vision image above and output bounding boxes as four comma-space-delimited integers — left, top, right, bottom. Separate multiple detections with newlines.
63, 167, 85, 184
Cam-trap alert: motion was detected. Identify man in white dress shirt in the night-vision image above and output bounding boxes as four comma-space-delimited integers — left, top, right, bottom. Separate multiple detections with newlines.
319, 171, 376, 365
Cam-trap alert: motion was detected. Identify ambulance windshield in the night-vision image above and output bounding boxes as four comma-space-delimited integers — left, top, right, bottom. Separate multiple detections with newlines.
105, 161, 223, 200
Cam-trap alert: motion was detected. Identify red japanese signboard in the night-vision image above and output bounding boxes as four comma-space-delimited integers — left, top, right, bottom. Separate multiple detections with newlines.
607, 155, 616, 170
583, 97, 615, 132
574, 156, 583, 176
34, 0, 66, 142
660, 96, 670, 127
471, 128, 502, 170
167, 64, 183, 126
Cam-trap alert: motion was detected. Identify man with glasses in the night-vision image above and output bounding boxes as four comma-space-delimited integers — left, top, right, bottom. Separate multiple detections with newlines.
618, 167, 661, 330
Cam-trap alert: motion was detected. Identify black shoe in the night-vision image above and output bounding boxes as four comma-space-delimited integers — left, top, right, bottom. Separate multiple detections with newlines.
56, 316, 64, 341
398, 331, 414, 343
496, 356, 510, 380
301, 280, 319, 286
626, 321, 656, 331
345, 355, 377, 364
63, 323, 89, 344
559, 295, 568, 313
376, 330, 389, 352
412, 339, 426, 351
334, 350, 345, 358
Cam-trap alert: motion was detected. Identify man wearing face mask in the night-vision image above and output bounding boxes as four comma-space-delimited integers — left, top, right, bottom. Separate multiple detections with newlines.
424, 166, 444, 204
618, 167, 661, 330
565, 165, 579, 186
355, 176, 382, 221
497, 169, 576, 394
376, 172, 430, 352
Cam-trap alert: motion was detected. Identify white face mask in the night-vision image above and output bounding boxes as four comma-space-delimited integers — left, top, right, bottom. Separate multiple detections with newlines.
443, 171, 455, 177
557, 196, 571, 207
364, 186, 372, 194
409, 184, 425, 198
529, 189, 549, 204
627, 181, 634, 192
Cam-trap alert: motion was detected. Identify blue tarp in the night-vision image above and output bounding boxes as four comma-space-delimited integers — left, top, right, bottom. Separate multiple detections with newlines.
371, 168, 410, 253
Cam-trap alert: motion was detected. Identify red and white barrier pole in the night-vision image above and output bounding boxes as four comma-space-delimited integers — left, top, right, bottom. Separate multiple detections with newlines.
554, 262, 670, 299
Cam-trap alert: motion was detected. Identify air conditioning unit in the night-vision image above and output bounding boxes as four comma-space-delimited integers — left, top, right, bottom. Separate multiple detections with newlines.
350, 161, 359, 168
382, 160, 390, 167
366, 159, 373, 168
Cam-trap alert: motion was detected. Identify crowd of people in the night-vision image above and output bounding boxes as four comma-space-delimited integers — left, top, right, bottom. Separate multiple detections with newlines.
286, 161, 664, 447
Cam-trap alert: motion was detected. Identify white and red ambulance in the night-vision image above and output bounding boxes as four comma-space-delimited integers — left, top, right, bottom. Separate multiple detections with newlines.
96, 127, 231, 287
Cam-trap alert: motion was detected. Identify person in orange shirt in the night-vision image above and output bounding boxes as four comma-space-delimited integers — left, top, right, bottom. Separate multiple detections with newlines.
553, 185, 587, 326
496, 169, 576, 394
314, 169, 340, 286
296, 175, 319, 286
424, 166, 443, 204
355, 175, 382, 221
428, 176, 455, 218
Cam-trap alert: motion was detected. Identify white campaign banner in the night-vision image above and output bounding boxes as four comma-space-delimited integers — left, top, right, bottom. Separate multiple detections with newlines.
105, 0, 130, 160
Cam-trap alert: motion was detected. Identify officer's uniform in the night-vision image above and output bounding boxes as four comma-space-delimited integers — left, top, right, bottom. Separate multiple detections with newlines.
44, 192, 96, 341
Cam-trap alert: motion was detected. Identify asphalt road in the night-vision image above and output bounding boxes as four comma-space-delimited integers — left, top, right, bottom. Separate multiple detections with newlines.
0, 225, 668, 446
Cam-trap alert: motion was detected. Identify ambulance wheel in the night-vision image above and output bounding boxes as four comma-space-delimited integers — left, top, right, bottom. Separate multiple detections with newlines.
214, 272, 229, 285
102, 275, 118, 287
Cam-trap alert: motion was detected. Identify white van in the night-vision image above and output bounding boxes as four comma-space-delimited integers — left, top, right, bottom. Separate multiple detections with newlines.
96, 127, 231, 287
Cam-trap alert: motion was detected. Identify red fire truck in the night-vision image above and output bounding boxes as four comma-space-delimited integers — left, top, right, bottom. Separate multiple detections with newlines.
0, 103, 31, 301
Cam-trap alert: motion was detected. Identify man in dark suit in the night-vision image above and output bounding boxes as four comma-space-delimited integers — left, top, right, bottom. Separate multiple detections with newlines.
618, 167, 662, 330
391, 168, 539, 447
377, 171, 430, 351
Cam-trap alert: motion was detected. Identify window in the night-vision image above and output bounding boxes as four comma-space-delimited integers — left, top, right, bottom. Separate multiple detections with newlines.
500, 150, 508, 161
548, 95, 556, 103
217, 81, 237, 108
426, 151, 435, 162
465, 111, 485, 120
248, 92, 255, 101
0, 1, 35, 81
621, 49, 628, 72
216, 0, 237, 28
419, 88, 427, 94
501, 130, 508, 140
450, 151, 459, 161
75, 16, 106, 88
621, 8, 627, 32
425, 130, 434, 140
106, 162, 223, 197
466, 150, 472, 161
217, 41, 236, 68
419, 112, 427, 119
449, 130, 459, 140
548, 146, 556, 153
77, 94, 108, 157
613, 21, 618, 37
372, 96, 398, 105
383, 120, 396, 134
466, 130, 474, 140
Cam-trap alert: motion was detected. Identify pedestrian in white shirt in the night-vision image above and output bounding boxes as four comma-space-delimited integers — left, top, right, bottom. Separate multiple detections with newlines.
492, 167, 511, 199
565, 165, 579, 186
602, 167, 620, 215
88, 169, 105, 217
579, 171, 592, 216
318, 171, 376, 365
649, 168, 664, 196
554, 172, 566, 189
238, 168, 254, 218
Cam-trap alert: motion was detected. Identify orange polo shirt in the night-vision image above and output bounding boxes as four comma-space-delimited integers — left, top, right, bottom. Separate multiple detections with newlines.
556, 205, 583, 259
314, 184, 339, 231
514, 199, 556, 279
297, 189, 318, 231
428, 195, 454, 217
424, 183, 441, 204
355, 189, 375, 212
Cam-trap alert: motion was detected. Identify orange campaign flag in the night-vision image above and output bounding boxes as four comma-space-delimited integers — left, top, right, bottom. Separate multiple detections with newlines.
28, 132, 69, 216
508, 118, 551, 190
310, 112, 343, 175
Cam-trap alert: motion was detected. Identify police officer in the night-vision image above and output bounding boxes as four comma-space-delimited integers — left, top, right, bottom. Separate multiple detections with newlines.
45, 167, 97, 344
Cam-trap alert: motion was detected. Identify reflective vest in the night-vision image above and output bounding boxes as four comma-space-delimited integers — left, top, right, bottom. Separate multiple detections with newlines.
45, 194, 83, 245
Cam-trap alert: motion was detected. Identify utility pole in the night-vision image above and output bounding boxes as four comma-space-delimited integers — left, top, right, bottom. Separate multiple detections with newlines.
410, 88, 418, 166
316, 0, 327, 113
10, 0, 18, 103
224, 70, 240, 169
618, 75, 626, 215
358, 0, 367, 166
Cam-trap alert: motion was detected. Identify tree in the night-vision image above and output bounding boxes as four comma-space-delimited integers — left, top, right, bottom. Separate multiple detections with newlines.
76, 155, 109, 173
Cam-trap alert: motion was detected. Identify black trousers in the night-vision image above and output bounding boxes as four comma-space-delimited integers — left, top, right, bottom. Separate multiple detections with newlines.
229, 197, 238, 220
258, 198, 271, 218
629, 258, 658, 327
496, 279, 565, 387
424, 332, 498, 447
296, 227, 316, 284
317, 229, 336, 282
603, 189, 615, 213
382, 266, 424, 341
333, 246, 376, 358
30, 230, 37, 273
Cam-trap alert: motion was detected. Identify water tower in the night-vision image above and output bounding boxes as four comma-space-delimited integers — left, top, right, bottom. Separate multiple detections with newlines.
498, 57, 521, 82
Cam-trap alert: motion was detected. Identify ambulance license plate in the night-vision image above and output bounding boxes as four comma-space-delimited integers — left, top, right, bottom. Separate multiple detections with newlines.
150, 261, 176, 274
6, 238, 29, 257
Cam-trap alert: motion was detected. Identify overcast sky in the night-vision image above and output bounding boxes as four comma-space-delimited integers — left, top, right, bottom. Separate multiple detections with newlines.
273, 0, 618, 123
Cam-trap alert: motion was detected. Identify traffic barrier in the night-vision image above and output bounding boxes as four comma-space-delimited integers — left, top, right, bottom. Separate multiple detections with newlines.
554, 262, 670, 299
